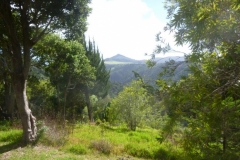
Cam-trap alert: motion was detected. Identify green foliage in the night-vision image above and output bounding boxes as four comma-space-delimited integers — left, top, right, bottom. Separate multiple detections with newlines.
80, 38, 110, 121
159, 53, 240, 158
92, 96, 111, 122
33, 34, 95, 120
160, 0, 240, 158
27, 79, 56, 116
83, 38, 110, 99
0, 0, 91, 142
35, 34, 95, 81
108, 80, 154, 130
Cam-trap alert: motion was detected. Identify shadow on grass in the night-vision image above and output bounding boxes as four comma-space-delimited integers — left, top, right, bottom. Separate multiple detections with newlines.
0, 140, 25, 154
0, 129, 24, 154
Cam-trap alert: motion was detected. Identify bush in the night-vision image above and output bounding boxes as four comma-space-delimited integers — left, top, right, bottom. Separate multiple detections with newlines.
153, 148, 178, 160
124, 143, 153, 159
37, 119, 69, 146
67, 144, 87, 155
124, 143, 179, 160
95, 119, 102, 125
89, 139, 112, 155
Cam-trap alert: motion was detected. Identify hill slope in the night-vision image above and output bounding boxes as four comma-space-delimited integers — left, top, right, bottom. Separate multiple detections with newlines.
105, 54, 189, 96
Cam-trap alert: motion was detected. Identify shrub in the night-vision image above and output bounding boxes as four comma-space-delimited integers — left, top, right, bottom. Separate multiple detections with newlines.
37, 119, 69, 146
124, 143, 153, 159
95, 119, 102, 125
124, 143, 179, 160
67, 144, 87, 155
89, 139, 112, 155
153, 148, 178, 160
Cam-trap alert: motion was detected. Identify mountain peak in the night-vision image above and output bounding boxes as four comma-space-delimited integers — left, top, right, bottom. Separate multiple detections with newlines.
105, 54, 138, 62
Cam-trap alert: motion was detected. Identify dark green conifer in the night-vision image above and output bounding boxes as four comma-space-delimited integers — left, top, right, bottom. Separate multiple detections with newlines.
82, 38, 110, 122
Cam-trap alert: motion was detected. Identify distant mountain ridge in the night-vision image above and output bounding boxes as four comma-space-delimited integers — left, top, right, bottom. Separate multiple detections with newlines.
104, 54, 139, 63
104, 54, 184, 64
105, 54, 188, 84
105, 54, 188, 97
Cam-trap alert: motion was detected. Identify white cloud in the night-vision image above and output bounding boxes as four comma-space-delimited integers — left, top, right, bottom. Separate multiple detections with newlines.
85, 0, 189, 60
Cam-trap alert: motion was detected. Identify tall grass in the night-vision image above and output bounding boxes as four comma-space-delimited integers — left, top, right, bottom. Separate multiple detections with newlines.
61, 123, 184, 159
0, 130, 22, 143
0, 120, 185, 159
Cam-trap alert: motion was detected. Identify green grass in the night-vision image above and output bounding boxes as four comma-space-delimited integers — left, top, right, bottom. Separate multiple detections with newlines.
61, 124, 183, 159
0, 130, 22, 143
0, 123, 184, 160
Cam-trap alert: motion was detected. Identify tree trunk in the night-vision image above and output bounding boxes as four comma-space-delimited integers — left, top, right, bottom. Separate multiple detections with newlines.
0, 0, 37, 144
84, 86, 93, 122
10, 33, 37, 143
10, 38, 37, 143
13, 78, 37, 143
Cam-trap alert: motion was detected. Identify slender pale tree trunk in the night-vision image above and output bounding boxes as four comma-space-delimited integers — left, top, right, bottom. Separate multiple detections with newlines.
13, 78, 37, 142
84, 86, 93, 122
11, 41, 37, 143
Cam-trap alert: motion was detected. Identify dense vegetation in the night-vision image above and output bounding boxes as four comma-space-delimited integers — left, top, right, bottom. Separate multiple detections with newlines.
1, 0, 240, 159
157, 0, 240, 159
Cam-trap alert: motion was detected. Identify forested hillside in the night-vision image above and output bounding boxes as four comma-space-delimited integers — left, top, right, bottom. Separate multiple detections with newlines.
105, 54, 188, 96
106, 61, 188, 84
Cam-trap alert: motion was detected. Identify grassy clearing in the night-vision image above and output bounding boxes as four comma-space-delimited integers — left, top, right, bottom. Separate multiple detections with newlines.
61, 123, 183, 159
0, 123, 184, 160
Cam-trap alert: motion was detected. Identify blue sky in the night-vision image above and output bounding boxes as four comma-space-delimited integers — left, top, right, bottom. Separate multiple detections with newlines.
142, 0, 167, 22
85, 0, 189, 60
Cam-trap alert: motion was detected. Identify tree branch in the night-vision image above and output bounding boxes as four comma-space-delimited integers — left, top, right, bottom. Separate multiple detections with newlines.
31, 16, 53, 45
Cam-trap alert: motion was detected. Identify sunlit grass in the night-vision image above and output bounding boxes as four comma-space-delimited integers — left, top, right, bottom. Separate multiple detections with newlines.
0, 130, 22, 143
0, 123, 185, 159
61, 123, 183, 159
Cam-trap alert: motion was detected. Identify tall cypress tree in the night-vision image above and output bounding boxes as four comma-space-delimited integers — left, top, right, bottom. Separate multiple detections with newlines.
82, 38, 110, 122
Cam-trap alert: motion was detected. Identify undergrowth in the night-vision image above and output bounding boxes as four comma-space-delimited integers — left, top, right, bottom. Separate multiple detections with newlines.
0, 120, 184, 159
61, 122, 184, 159
36, 119, 71, 147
